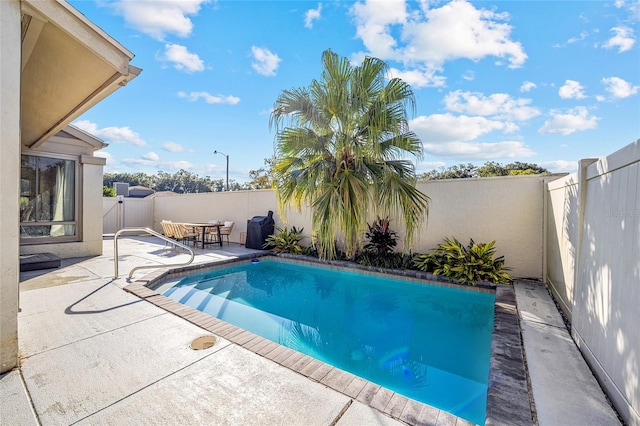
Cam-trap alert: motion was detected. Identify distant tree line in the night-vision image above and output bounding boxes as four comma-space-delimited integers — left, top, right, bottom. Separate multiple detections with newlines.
417, 161, 550, 180
102, 160, 550, 196
103, 165, 274, 196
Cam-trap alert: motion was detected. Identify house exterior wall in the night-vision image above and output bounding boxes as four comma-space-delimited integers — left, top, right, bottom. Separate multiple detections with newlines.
546, 140, 640, 426
0, 0, 21, 374
147, 174, 559, 279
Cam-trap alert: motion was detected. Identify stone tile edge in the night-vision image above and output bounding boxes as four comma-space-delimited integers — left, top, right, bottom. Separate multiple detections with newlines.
486, 284, 535, 426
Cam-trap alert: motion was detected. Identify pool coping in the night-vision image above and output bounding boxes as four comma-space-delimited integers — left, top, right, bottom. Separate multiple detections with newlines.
124, 254, 533, 426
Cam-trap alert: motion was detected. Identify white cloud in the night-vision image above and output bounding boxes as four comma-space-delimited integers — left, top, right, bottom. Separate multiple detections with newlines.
351, 0, 407, 61
410, 113, 516, 142
177, 91, 240, 105
559, 80, 587, 99
388, 67, 446, 88
602, 26, 636, 52
567, 31, 589, 44
462, 70, 475, 81
350, 0, 527, 74
538, 107, 599, 135
162, 142, 185, 152
305, 3, 322, 29
73, 120, 146, 147
161, 43, 204, 73
553, 31, 590, 48
94, 151, 117, 168
539, 160, 577, 173
443, 90, 541, 121
601, 76, 639, 98
142, 151, 160, 161
251, 46, 281, 76
112, 0, 208, 40
417, 161, 446, 171
122, 157, 194, 171
422, 140, 536, 159
520, 81, 536, 92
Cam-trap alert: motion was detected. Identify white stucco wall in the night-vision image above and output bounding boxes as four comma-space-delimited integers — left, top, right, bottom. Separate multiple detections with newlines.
0, 0, 21, 374
150, 174, 558, 279
413, 175, 563, 279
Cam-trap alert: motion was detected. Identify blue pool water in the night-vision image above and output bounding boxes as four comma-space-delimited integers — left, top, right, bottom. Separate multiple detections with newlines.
158, 258, 495, 424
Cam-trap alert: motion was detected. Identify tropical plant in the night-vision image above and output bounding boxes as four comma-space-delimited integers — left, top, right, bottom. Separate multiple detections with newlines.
264, 226, 304, 254
354, 216, 402, 268
269, 49, 429, 260
413, 237, 512, 285
363, 216, 397, 255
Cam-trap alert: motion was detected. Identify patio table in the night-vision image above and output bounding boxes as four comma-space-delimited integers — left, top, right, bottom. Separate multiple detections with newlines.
180, 222, 222, 249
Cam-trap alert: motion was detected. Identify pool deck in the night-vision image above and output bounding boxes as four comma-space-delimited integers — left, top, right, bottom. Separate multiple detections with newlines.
1, 236, 620, 425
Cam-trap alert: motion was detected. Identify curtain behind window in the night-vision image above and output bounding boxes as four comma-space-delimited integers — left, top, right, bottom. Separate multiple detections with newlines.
50, 160, 75, 236
20, 155, 77, 240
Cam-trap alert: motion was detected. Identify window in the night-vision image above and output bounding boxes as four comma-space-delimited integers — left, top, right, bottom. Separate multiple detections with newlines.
20, 154, 78, 243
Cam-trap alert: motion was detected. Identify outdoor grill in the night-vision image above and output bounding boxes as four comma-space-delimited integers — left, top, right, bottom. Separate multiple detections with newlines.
245, 210, 275, 249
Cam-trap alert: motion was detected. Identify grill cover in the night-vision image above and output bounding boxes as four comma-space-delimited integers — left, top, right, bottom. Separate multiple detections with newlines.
246, 210, 275, 249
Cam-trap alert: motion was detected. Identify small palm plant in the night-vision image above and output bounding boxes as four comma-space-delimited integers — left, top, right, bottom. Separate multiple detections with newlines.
264, 226, 304, 254
269, 49, 430, 260
413, 237, 512, 285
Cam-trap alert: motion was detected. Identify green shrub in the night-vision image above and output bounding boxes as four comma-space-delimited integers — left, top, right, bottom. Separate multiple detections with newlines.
300, 243, 318, 257
412, 237, 512, 285
264, 226, 304, 254
355, 251, 406, 269
103, 186, 116, 197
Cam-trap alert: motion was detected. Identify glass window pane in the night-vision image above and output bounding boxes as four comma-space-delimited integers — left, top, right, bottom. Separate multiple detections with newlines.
20, 155, 77, 240
21, 225, 76, 238
20, 155, 37, 223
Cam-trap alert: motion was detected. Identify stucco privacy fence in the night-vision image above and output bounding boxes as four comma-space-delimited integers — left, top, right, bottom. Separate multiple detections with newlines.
106, 173, 563, 280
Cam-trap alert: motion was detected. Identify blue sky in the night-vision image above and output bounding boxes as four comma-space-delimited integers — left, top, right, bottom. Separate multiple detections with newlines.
69, 0, 640, 182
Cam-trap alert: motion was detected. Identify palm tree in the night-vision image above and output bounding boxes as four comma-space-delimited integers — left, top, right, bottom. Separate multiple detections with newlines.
270, 49, 429, 260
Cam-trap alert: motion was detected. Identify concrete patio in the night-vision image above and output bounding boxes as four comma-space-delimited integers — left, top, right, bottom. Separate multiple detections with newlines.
1, 236, 621, 425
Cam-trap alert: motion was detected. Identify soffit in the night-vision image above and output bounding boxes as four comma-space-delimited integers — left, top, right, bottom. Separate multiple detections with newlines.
20, 0, 140, 148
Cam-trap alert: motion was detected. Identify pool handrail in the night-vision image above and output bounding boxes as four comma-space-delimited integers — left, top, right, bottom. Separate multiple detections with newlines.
113, 227, 195, 280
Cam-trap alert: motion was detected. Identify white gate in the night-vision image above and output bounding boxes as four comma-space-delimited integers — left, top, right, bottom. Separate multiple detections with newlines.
103, 196, 154, 234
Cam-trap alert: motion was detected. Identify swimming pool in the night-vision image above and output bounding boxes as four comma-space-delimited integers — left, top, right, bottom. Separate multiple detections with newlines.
155, 257, 495, 424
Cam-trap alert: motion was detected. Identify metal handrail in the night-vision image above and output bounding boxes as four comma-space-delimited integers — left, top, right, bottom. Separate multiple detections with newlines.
113, 227, 195, 280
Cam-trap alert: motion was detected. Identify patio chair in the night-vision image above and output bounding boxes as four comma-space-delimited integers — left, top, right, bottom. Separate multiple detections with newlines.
161, 220, 174, 238
160, 220, 175, 247
219, 221, 234, 245
170, 222, 198, 246
205, 220, 223, 244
